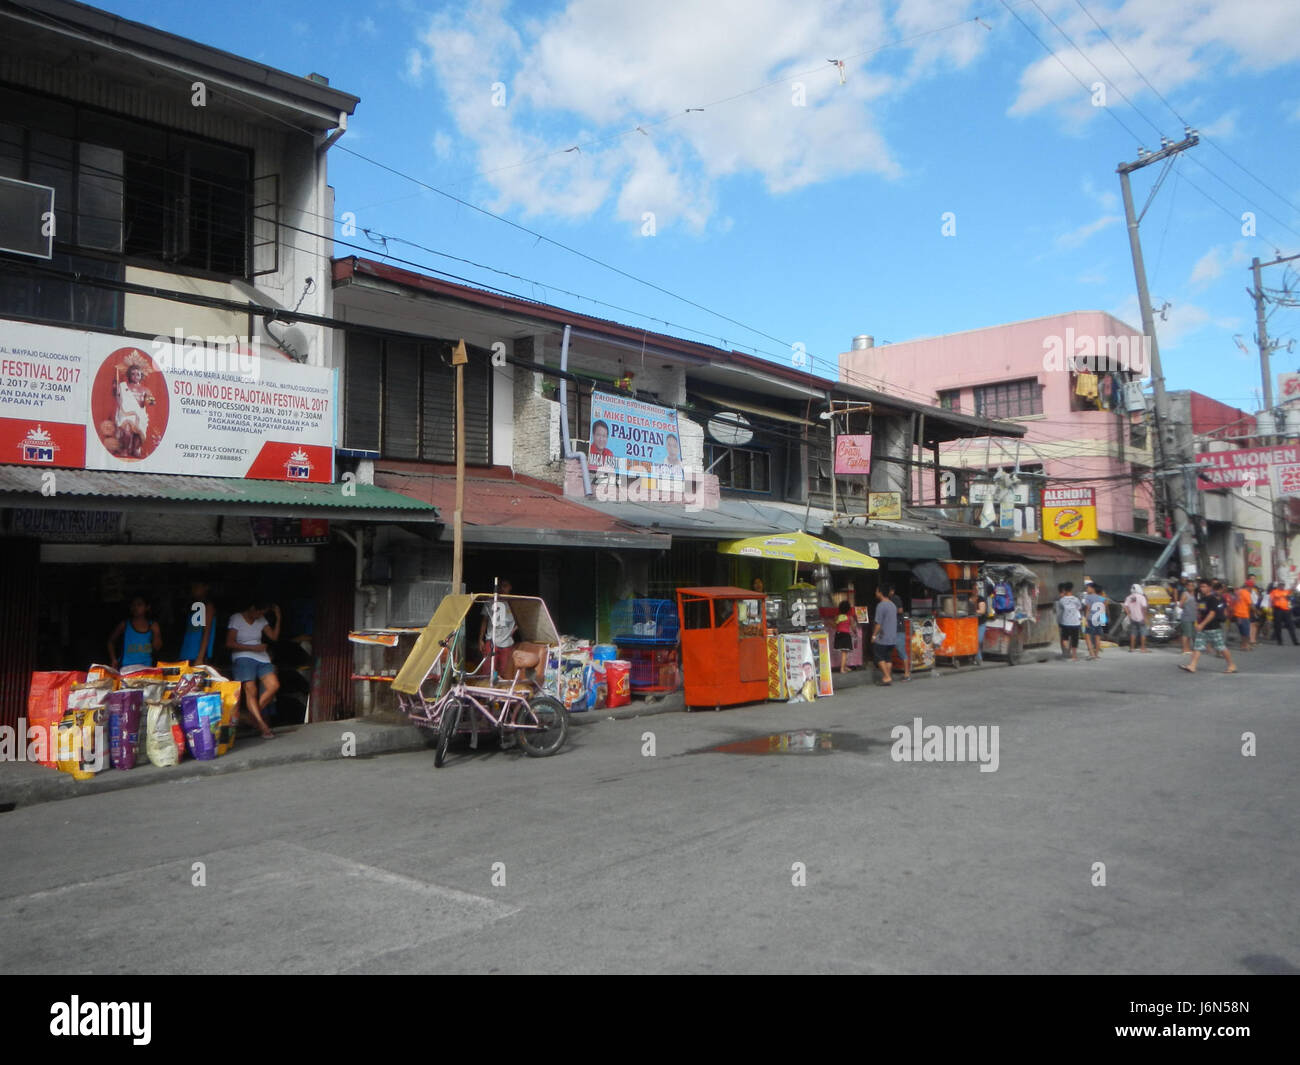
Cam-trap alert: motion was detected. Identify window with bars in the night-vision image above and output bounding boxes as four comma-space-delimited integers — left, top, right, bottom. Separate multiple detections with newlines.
0, 85, 253, 282
974, 379, 1042, 419
343, 333, 492, 463
705, 443, 771, 493
938, 389, 961, 412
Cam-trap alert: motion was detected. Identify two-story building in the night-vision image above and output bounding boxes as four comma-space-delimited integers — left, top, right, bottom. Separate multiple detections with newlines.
0, 0, 435, 725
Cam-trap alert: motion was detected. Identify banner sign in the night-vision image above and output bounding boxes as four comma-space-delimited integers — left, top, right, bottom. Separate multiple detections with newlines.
7, 508, 123, 541
0, 320, 335, 482
1279, 372, 1300, 403
1272, 457, 1300, 499
1197, 443, 1300, 490
867, 492, 901, 520
1042, 486, 1097, 541
833, 434, 871, 475
588, 391, 683, 480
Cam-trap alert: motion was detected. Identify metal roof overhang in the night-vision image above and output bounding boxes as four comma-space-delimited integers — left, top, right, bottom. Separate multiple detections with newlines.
0, 468, 439, 522
830, 525, 951, 561
579, 498, 803, 540
2, 1, 359, 132
972, 538, 1084, 563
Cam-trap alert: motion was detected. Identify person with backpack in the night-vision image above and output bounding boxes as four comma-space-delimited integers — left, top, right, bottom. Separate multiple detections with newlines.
1180, 578, 1236, 674
1082, 581, 1108, 660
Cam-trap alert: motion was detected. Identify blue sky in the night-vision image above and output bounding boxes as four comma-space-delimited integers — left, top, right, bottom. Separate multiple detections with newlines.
101, 0, 1300, 410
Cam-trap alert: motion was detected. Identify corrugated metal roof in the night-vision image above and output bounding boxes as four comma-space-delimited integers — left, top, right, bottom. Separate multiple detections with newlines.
0, 466, 438, 517
372, 470, 668, 548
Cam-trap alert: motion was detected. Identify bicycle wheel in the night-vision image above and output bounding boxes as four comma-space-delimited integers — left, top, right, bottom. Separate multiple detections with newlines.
434, 698, 463, 768
514, 694, 568, 757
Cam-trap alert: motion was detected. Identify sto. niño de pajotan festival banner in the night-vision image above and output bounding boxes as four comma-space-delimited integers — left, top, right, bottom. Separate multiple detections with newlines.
0, 320, 335, 482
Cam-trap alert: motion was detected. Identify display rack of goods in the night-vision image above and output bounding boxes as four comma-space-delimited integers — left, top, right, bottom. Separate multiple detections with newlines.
611, 598, 681, 692
610, 599, 680, 644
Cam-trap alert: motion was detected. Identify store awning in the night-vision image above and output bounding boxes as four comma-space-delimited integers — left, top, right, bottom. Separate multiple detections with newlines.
579, 496, 807, 540
381, 471, 669, 549
972, 539, 1084, 563
0, 466, 441, 522
831, 525, 951, 560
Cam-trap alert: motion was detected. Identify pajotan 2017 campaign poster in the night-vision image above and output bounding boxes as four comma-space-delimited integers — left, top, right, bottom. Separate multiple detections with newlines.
588, 391, 684, 484
0, 320, 336, 482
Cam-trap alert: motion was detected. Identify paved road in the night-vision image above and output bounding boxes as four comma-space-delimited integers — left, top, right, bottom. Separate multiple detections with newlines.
2, 643, 1296, 974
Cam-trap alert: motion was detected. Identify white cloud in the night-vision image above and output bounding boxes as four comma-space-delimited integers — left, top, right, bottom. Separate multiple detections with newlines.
1198, 108, 1238, 138
1056, 214, 1121, 249
409, 0, 995, 230
1189, 241, 1250, 286
405, 48, 425, 85
1008, 0, 1300, 125
358, 16, 378, 37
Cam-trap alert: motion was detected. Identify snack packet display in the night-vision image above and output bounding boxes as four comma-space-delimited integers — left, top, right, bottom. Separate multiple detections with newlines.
146, 702, 179, 768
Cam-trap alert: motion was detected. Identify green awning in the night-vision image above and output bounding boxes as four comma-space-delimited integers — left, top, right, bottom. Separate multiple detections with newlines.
0, 466, 439, 522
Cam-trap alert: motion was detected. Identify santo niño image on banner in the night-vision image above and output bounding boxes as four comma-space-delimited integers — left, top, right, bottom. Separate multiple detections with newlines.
587, 390, 685, 484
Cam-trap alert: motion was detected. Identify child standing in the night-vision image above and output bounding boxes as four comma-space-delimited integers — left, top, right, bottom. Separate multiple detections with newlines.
834, 599, 854, 674
1055, 582, 1083, 661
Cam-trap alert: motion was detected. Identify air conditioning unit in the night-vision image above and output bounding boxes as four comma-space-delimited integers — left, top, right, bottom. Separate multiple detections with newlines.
390, 580, 451, 626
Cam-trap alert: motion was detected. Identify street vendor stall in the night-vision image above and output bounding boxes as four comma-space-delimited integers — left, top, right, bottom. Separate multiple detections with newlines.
934, 560, 981, 663
978, 563, 1039, 665
676, 587, 768, 710
699, 531, 880, 706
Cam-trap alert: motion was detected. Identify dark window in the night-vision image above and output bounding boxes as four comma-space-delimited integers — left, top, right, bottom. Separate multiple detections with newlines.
974, 379, 1042, 419
0, 251, 120, 328
938, 389, 961, 411
0, 85, 251, 278
705, 443, 771, 493
343, 333, 491, 463
681, 599, 712, 629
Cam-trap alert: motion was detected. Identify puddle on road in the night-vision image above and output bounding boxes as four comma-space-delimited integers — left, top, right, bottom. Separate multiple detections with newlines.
691, 729, 878, 756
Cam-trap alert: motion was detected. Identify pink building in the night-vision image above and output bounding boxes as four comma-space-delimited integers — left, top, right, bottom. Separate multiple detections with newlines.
839, 312, 1155, 538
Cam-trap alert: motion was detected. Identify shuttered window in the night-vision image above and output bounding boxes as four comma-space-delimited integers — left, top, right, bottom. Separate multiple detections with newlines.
343, 332, 491, 463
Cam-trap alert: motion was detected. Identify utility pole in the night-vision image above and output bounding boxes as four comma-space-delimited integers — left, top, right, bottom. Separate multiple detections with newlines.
1252, 252, 1300, 419
451, 338, 468, 593
1249, 252, 1300, 581
1118, 130, 1200, 578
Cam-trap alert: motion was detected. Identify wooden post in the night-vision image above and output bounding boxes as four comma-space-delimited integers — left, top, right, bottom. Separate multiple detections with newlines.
451, 339, 468, 593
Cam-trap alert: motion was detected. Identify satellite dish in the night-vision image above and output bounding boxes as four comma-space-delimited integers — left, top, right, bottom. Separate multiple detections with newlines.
708, 411, 753, 446
275, 325, 311, 363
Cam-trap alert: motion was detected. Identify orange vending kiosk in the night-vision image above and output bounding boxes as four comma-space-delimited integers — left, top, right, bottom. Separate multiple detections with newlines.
676, 587, 769, 710
934, 560, 980, 661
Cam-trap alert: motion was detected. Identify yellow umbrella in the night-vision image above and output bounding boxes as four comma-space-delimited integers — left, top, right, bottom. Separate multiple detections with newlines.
718, 530, 879, 569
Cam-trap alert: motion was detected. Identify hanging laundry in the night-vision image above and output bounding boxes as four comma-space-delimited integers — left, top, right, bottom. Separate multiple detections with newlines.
1075, 372, 1099, 406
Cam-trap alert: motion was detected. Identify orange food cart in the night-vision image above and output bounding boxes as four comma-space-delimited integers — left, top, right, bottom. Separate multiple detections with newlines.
934, 560, 980, 661
676, 587, 769, 710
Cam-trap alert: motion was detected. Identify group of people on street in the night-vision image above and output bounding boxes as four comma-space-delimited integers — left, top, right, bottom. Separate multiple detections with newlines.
106, 580, 284, 738
1050, 572, 1298, 676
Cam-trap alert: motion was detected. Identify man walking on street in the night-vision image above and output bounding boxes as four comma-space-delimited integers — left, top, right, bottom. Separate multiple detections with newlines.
1231, 581, 1254, 651
1124, 584, 1150, 652
1271, 582, 1299, 646
1056, 582, 1083, 661
888, 584, 911, 681
872, 585, 897, 686
1181, 578, 1236, 674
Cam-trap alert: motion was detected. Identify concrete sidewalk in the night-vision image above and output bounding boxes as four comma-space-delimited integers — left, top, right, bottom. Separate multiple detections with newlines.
0, 653, 1020, 810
